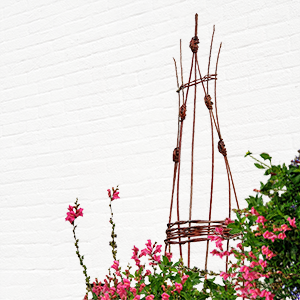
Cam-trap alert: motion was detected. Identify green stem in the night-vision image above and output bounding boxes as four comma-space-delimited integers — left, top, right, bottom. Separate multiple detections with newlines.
249, 154, 270, 168
109, 199, 118, 261
72, 206, 92, 293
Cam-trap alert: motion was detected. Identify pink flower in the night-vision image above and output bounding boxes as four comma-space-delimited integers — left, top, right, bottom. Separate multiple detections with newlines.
166, 252, 172, 262
259, 259, 267, 269
162, 293, 170, 299
145, 269, 151, 276
249, 251, 257, 260
133, 296, 140, 300
146, 296, 154, 300
174, 283, 183, 293
225, 218, 234, 225
257, 216, 267, 225
261, 246, 276, 260
220, 271, 230, 280
111, 260, 119, 271
107, 187, 120, 200
251, 207, 260, 216
215, 227, 223, 235
65, 205, 84, 224
181, 275, 189, 285
130, 287, 137, 296
112, 190, 120, 200
153, 254, 161, 263
287, 217, 297, 228
263, 231, 277, 242
281, 224, 291, 232
139, 283, 146, 292
154, 244, 162, 254
277, 232, 286, 240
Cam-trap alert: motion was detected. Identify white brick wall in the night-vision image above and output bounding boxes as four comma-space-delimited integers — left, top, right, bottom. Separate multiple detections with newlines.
1, 1, 300, 299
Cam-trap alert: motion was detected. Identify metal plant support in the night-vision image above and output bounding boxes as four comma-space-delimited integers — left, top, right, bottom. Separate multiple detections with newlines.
165, 14, 240, 272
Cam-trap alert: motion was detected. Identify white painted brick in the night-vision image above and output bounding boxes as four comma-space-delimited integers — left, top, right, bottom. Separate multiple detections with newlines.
1, 1, 300, 299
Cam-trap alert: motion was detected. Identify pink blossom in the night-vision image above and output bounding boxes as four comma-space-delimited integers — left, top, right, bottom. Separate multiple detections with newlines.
251, 207, 260, 216
112, 190, 120, 200
281, 224, 291, 232
220, 271, 230, 280
263, 231, 277, 242
139, 283, 146, 292
111, 260, 119, 271
260, 290, 274, 300
146, 296, 154, 300
174, 282, 183, 293
154, 244, 162, 254
162, 292, 170, 299
259, 259, 267, 269
65, 205, 84, 224
277, 232, 286, 240
166, 252, 172, 262
249, 251, 257, 260
225, 218, 234, 225
261, 246, 276, 260
153, 254, 161, 263
215, 227, 223, 235
256, 215, 267, 225
181, 275, 189, 285
133, 296, 140, 300
145, 269, 151, 276
107, 189, 111, 198
287, 217, 297, 228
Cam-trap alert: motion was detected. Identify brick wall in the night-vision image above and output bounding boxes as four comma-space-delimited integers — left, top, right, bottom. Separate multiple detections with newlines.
1, 1, 300, 299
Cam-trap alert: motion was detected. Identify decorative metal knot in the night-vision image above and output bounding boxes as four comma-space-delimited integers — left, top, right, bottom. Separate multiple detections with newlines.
173, 147, 180, 163
179, 103, 186, 121
189, 36, 199, 53
204, 94, 213, 110
218, 139, 227, 157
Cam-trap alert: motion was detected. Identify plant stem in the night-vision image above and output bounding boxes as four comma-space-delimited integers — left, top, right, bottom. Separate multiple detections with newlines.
109, 199, 118, 261
72, 220, 92, 293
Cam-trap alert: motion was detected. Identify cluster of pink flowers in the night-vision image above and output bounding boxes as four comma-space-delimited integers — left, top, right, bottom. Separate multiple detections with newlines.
65, 205, 83, 224
107, 187, 120, 201
208, 211, 297, 299
90, 240, 186, 300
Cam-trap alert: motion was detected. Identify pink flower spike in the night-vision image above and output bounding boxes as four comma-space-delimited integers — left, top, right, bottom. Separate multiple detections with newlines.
287, 217, 297, 228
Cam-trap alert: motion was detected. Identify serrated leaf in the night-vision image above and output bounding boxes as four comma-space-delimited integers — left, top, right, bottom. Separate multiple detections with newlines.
254, 163, 266, 169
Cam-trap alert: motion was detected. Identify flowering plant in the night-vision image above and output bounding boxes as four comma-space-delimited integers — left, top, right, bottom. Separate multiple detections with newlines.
65, 150, 300, 299
209, 151, 300, 299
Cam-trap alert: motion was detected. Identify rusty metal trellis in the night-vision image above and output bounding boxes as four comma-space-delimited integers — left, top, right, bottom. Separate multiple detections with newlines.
165, 14, 240, 272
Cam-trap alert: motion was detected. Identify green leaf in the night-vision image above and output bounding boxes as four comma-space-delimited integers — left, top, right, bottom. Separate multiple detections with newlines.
229, 228, 241, 234
254, 163, 266, 169
245, 151, 252, 157
260, 152, 272, 162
